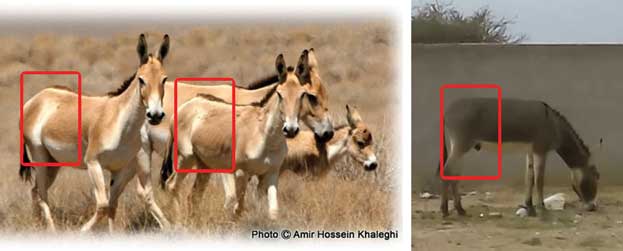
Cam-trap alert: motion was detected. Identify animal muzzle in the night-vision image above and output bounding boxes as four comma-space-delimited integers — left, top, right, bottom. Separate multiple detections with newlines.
314, 129, 334, 143
146, 111, 165, 125
313, 118, 334, 143
282, 121, 300, 138
364, 155, 378, 171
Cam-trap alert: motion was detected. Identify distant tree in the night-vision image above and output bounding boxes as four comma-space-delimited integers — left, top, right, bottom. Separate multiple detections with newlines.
412, 1, 526, 43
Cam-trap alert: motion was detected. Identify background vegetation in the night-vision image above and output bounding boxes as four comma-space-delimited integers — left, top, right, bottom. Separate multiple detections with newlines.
412, 1, 525, 43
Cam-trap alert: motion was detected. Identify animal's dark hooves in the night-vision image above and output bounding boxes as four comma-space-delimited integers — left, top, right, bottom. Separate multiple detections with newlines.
457, 208, 467, 216
527, 207, 537, 217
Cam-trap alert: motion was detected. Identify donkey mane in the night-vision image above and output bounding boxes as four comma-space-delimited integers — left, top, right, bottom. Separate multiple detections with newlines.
244, 74, 279, 90
542, 102, 590, 155
107, 72, 137, 97
196, 84, 278, 107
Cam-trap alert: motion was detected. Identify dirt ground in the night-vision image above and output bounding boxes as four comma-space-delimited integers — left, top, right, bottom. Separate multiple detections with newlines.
412, 184, 623, 251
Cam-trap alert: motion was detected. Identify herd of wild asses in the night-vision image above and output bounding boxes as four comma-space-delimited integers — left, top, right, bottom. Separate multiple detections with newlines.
19, 33, 379, 232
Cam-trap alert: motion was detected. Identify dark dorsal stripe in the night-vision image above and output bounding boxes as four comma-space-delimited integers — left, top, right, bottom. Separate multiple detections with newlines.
107, 72, 137, 97
244, 74, 279, 90
196, 84, 278, 107
542, 102, 590, 155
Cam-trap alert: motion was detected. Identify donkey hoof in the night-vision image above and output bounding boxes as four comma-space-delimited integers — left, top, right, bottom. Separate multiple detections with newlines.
527, 207, 537, 217
456, 207, 467, 216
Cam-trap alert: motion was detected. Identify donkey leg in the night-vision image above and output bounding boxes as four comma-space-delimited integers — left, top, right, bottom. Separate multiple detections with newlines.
33, 166, 60, 232
260, 171, 279, 220
28, 145, 59, 231
135, 147, 171, 229
166, 154, 195, 224
450, 181, 466, 216
524, 153, 537, 216
81, 158, 109, 232
440, 180, 450, 217
234, 171, 249, 218
534, 153, 547, 214
222, 173, 239, 219
188, 172, 211, 216
440, 138, 467, 217
108, 163, 137, 233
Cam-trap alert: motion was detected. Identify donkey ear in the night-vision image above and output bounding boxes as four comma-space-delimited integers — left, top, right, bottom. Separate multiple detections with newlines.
346, 104, 363, 128
307, 48, 319, 70
137, 33, 148, 65
589, 138, 604, 166
157, 34, 170, 62
296, 49, 311, 85
275, 54, 287, 83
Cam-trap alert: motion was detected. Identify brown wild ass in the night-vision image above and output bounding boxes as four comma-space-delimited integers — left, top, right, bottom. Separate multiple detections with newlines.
20, 34, 171, 232
160, 54, 316, 220
153, 49, 334, 183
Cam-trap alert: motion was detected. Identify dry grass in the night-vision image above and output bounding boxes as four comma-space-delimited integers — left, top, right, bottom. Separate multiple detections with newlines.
0, 22, 398, 236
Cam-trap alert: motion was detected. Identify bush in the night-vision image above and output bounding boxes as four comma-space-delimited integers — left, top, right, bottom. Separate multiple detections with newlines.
412, 1, 525, 43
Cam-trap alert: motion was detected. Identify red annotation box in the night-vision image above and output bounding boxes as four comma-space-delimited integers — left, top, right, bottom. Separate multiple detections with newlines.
173, 77, 236, 173
439, 84, 502, 180
20, 71, 83, 167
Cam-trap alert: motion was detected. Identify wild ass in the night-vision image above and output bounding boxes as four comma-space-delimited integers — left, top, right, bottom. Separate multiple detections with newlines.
440, 98, 600, 217
151, 49, 333, 183
20, 34, 171, 232
280, 104, 378, 177
160, 54, 315, 220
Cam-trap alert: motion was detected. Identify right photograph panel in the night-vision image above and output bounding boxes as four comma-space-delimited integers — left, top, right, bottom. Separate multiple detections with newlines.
412, 1, 623, 250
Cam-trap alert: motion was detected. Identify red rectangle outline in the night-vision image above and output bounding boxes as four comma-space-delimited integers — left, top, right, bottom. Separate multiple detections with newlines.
174, 77, 236, 174
440, 84, 502, 180
20, 71, 82, 167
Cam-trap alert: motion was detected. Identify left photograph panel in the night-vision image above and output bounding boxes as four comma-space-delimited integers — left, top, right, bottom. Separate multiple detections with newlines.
0, 2, 409, 251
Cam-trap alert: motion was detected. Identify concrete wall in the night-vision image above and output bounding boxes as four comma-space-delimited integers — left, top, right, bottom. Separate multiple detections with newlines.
412, 44, 623, 190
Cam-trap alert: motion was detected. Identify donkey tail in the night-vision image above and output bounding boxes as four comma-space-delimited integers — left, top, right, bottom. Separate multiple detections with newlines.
19, 143, 32, 183
160, 139, 174, 189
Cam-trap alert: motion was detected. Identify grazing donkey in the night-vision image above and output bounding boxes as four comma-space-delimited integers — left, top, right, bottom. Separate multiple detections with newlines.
20, 34, 171, 232
161, 54, 319, 220
280, 104, 378, 177
151, 49, 333, 185
440, 98, 599, 217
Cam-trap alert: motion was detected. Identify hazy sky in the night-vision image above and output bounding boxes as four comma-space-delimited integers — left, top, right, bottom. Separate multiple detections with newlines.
412, 0, 623, 43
